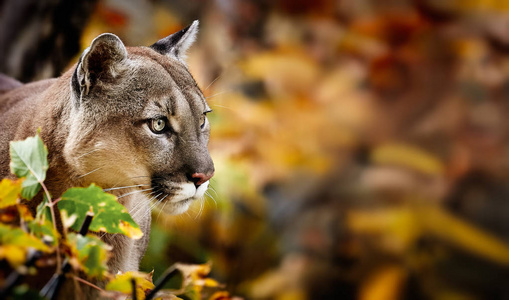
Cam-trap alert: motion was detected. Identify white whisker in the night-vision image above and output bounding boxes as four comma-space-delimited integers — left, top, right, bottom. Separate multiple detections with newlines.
206, 90, 231, 100
77, 167, 103, 179
128, 195, 152, 215
205, 191, 217, 207
103, 184, 149, 192
76, 148, 100, 160
195, 198, 205, 220
209, 104, 236, 112
132, 193, 162, 220
204, 75, 222, 91
117, 188, 152, 199
129, 191, 159, 215
208, 185, 219, 198
156, 195, 169, 222
129, 175, 151, 179
203, 63, 232, 91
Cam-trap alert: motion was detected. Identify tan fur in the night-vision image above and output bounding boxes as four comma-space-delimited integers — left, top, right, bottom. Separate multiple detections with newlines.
0, 23, 213, 298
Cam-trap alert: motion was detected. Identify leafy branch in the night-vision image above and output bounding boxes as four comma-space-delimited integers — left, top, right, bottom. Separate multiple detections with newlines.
0, 133, 231, 300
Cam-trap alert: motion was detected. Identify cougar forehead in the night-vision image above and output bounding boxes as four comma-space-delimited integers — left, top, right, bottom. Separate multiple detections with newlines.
79, 47, 207, 121
135, 49, 208, 119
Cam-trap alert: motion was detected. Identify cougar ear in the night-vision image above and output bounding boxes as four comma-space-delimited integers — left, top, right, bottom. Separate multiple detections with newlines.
74, 33, 127, 96
150, 20, 199, 62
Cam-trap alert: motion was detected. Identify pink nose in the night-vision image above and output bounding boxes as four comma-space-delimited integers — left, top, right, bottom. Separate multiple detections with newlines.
191, 172, 214, 187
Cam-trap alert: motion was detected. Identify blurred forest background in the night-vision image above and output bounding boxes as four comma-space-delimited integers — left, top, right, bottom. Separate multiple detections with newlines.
2, 0, 509, 299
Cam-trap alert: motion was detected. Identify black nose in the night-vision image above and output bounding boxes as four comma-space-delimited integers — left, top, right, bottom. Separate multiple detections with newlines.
190, 172, 214, 188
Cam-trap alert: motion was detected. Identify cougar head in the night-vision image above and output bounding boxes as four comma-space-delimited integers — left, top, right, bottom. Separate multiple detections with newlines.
65, 21, 214, 215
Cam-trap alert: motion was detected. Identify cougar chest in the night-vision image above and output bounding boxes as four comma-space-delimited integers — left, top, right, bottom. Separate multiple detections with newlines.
103, 192, 151, 273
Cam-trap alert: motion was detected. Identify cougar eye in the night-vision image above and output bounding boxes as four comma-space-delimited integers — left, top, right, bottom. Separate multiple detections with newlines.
200, 114, 207, 129
201, 110, 212, 130
149, 118, 168, 134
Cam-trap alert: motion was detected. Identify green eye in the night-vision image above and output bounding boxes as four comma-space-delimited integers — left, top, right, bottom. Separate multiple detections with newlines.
201, 110, 212, 129
200, 114, 206, 129
149, 118, 168, 134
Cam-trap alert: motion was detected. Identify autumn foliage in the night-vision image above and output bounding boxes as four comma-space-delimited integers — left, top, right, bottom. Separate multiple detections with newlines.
2, 0, 509, 299
0, 134, 231, 299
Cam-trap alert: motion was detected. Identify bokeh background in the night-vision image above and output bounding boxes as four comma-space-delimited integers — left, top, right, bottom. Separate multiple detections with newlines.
2, 0, 509, 299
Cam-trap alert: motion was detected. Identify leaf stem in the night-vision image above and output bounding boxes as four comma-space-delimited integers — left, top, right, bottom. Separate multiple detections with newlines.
40, 180, 61, 272
47, 197, 62, 206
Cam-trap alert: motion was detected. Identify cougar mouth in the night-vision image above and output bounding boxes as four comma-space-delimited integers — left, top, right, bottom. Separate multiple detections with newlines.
150, 178, 209, 215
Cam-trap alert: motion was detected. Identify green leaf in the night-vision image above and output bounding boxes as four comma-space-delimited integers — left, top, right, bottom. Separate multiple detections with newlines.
35, 194, 53, 224
58, 184, 143, 239
9, 133, 49, 200
68, 233, 111, 279
28, 219, 59, 246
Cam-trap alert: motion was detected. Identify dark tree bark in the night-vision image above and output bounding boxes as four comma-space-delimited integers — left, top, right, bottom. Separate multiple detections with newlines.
0, 0, 98, 82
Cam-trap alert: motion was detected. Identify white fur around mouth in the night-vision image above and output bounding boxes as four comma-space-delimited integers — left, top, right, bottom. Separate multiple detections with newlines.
157, 180, 210, 215
170, 180, 209, 202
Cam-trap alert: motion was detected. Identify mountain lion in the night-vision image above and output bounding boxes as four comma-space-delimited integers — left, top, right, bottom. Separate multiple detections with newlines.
0, 21, 214, 276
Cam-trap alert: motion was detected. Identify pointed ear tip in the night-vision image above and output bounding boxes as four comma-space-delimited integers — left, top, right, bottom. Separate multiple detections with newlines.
190, 20, 199, 31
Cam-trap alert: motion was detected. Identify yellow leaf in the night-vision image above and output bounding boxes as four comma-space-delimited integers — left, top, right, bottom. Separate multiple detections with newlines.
106, 271, 155, 300
0, 244, 26, 267
175, 262, 212, 281
119, 220, 143, 239
203, 278, 220, 288
359, 265, 405, 300
209, 291, 231, 300
276, 290, 307, 300
347, 208, 419, 252
372, 143, 444, 175
240, 49, 320, 99
422, 206, 509, 264
17, 204, 33, 221
0, 178, 22, 208
174, 262, 224, 295
348, 206, 509, 264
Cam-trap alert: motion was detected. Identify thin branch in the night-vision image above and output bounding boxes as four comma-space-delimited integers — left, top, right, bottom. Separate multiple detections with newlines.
131, 278, 137, 300
72, 276, 105, 292
72, 275, 84, 300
